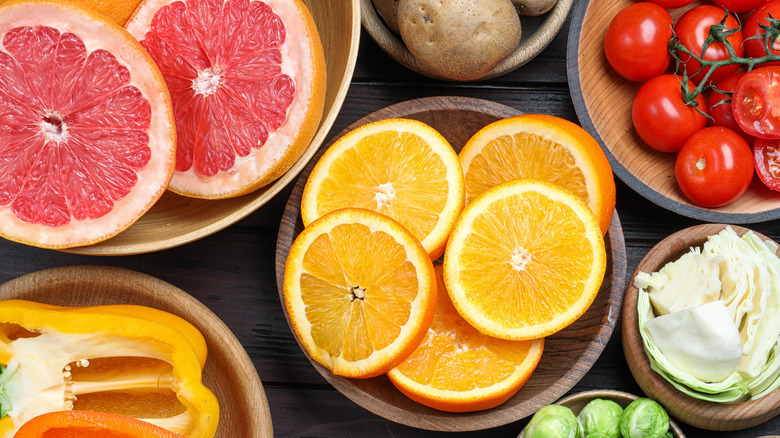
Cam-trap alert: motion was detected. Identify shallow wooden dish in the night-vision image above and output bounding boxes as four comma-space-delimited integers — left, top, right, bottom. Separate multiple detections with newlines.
622, 224, 780, 431
567, 0, 780, 223
275, 96, 628, 431
360, 0, 573, 81
0, 265, 272, 437
518, 390, 686, 437
64, 1, 360, 255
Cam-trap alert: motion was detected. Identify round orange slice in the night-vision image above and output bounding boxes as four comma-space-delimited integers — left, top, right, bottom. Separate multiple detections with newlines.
126, 0, 326, 199
388, 265, 544, 412
459, 114, 616, 234
300, 118, 465, 260
443, 179, 606, 341
0, 0, 175, 249
283, 208, 437, 378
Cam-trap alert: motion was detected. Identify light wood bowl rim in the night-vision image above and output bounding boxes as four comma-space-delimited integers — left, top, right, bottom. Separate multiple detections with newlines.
622, 224, 780, 431
566, 0, 780, 223
0, 265, 272, 437
517, 389, 686, 437
274, 95, 628, 431
63, 0, 361, 255
360, 0, 574, 81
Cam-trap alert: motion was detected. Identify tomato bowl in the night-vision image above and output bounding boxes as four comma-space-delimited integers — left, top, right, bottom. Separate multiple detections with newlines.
567, 0, 780, 223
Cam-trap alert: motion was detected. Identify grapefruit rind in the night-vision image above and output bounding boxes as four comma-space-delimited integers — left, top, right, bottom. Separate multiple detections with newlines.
125, 0, 327, 199
0, 0, 175, 249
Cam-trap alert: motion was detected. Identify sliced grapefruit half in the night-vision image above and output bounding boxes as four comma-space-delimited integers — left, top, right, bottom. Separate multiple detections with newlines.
0, 0, 176, 249
126, 0, 327, 199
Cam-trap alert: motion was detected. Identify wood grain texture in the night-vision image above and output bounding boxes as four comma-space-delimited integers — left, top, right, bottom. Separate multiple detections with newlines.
567, 0, 780, 223
0, 265, 272, 437
274, 96, 628, 431
360, 0, 574, 81
517, 390, 686, 437
63, 0, 361, 255
622, 224, 780, 431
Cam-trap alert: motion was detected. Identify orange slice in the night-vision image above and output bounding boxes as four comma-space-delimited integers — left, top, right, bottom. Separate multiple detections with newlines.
126, 0, 326, 199
283, 208, 437, 378
0, 0, 175, 249
443, 179, 606, 341
458, 114, 616, 234
388, 265, 544, 412
300, 118, 465, 260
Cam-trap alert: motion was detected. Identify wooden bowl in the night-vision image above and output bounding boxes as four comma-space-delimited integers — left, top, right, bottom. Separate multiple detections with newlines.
622, 224, 780, 431
567, 0, 780, 223
360, 0, 574, 81
518, 390, 686, 437
63, 1, 361, 255
0, 265, 272, 437
275, 96, 628, 431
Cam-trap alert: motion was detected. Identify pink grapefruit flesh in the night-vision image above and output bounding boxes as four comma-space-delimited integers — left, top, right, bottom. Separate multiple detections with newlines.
126, 0, 327, 199
0, 0, 176, 249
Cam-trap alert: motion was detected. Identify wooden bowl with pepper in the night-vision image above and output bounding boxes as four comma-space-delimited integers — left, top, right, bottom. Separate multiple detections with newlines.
0, 265, 271, 438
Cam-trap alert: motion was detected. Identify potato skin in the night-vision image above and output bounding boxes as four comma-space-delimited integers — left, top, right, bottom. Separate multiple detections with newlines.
372, 0, 401, 34
512, 0, 558, 16
398, 0, 522, 81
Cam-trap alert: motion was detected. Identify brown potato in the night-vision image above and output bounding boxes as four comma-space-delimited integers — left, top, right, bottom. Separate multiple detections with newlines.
397, 0, 521, 81
372, 0, 401, 35
512, 0, 558, 16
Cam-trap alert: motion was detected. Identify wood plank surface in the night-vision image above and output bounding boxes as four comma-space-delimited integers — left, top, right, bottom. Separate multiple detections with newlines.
0, 3, 779, 437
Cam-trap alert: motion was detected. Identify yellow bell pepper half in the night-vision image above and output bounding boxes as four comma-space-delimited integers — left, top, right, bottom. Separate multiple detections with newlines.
0, 300, 219, 438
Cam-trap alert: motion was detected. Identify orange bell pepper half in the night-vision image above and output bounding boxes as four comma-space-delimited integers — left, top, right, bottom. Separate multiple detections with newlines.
13, 411, 187, 437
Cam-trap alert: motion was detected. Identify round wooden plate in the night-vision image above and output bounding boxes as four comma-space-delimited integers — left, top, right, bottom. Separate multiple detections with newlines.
0, 265, 272, 437
61, 0, 361, 255
360, 0, 573, 81
622, 224, 780, 431
567, 0, 780, 223
517, 390, 686, 437
274, 96, 628, 431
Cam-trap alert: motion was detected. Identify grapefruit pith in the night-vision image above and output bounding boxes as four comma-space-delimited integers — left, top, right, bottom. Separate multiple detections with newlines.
0, 0, 176, 249
126, 0, 327, 199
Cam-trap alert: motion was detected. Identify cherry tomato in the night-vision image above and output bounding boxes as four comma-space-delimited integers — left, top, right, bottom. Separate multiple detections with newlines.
732, 66, 780, 139
675, 126, 754, 207
647, 0, 695, 8
706, 72, 754, 144
711, 0, 767, 13
743, 0, 780, 65
754, 138, 780, 191
604, 2, 672, 82
632, 74, 708, 153
674, 5, 744, 85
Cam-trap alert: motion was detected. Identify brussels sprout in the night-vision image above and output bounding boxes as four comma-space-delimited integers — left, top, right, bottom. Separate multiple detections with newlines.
619, 398, 670, 438
578, 398, 623, 438
523, 404, 583, 438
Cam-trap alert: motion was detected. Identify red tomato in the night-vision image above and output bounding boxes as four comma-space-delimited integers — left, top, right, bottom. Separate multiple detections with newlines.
647, 0, 695, 7
754, 138, 780, 191
632, 74, 708, 153
743, 1, 780, 64
711, 0, 767, 13
706, 72, 754, 144
674, 5, 744, 85
732, 66, 780, 139
604, 2, 673, 82
675, 126, 754, 207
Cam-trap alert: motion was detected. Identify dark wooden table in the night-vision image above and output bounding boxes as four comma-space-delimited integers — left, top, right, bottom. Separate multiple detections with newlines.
2, 3, 780, 437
